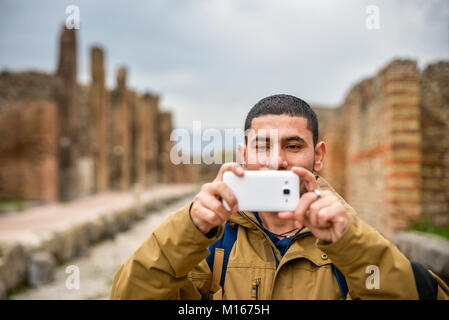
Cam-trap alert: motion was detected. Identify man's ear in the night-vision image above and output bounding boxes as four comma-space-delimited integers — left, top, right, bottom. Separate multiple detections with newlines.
314, 141, 326, 172
237, 143, 247, 167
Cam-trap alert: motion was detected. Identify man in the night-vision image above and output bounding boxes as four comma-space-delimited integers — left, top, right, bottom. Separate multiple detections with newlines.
110, 94, 449, 300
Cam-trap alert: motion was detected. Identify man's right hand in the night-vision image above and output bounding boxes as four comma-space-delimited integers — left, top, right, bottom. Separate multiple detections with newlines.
190, 162, 244, 235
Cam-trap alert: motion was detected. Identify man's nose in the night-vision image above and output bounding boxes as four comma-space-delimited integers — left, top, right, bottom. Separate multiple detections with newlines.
267, 148, 288, 170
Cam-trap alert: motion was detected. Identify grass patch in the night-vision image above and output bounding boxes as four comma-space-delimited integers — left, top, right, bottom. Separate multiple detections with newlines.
0, 197, 25, 213
408, 215, 449, 241
7, 281, 29, 297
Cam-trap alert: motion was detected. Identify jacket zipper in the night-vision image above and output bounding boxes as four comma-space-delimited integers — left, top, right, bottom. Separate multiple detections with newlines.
239, 212, 312, 299
240, 212, 282, 261
251, 278, 261, 300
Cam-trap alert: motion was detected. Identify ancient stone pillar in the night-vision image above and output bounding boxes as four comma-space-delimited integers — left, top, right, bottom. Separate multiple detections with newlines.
143, 93, 160, 186
89, 46, 109, 193
381, 60, 422, 236
128, 91, 136, 186
130, 92, 150, 186
109, 67, 130, 190
56, 26, 79, 201
157, 111, 174, 183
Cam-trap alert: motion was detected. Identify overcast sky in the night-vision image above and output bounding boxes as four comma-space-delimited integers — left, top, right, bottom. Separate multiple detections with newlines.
0, 0, 448, 130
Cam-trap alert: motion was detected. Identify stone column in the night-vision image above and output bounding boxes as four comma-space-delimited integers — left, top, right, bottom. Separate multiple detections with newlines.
56, 26, 79, 201
158, 111, 174, 183
109, 67, 130, 190
89, 46, 109, 193
143, 93, 160, 186
130, 93, 155, 188
381, 60, 422, 236
128, 90, 143, 187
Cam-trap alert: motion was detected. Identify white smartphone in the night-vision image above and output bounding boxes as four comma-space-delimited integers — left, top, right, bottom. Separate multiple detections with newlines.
222, 170, 300, 212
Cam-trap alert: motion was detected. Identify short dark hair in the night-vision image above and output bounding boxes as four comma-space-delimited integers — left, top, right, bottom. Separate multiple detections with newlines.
244, 94, 319, 146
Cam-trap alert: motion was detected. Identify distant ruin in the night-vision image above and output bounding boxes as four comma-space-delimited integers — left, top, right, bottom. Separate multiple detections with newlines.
315, 60, 449, 237
0, 26, 194, 204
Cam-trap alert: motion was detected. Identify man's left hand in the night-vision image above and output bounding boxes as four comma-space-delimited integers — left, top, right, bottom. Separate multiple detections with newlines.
278, 167, 350, 243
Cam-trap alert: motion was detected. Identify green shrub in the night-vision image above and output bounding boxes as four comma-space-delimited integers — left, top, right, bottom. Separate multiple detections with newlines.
408, 214, 449, 240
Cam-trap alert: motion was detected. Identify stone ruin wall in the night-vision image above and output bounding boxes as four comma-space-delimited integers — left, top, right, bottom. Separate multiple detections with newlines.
316, 60, 449, 238
0, 26, 195, 205
420, 62, 449, 228
0, 72, 61, 203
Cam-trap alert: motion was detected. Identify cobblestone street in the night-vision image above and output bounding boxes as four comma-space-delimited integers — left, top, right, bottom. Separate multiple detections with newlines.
9, 195, 194, 300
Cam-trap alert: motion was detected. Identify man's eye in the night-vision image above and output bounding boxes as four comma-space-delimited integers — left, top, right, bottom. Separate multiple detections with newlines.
287, 145, 301, 150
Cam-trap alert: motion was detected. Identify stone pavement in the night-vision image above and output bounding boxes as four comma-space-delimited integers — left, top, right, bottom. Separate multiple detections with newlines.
9, 194, 195, 300
0, 183, 199, 299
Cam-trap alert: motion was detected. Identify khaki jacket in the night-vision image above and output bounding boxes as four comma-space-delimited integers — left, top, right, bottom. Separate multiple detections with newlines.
110, 176, 449, 300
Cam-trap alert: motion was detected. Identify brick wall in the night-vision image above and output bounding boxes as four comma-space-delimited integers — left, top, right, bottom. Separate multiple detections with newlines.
313, 106, 346, 196
318, 59, 448, 237
420, 62, 449, 227
0, 26, 192, 204
348, 77, 389, 234
381, 60, 422, 236
0, 99, 59, 202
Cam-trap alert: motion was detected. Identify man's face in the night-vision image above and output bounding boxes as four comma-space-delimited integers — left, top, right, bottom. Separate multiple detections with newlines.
238, 114, 325, 194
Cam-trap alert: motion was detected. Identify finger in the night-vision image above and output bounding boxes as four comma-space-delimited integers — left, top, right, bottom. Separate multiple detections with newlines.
199, 192, 232, 221
317, 207, 334, 228
210, 181, 239, 212
291, 166, 320, 193
278, 211, 295, 219
215, 162, 244, 181
196, 204, 225, 229
279, 191, 331, 222
293, 192, 319, 228
308, 195, 334, 226
303, 209, 312, 228
308, 207, 332, 229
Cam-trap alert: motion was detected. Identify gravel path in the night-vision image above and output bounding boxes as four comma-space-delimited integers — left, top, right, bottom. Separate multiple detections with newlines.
9, 195, 194, 300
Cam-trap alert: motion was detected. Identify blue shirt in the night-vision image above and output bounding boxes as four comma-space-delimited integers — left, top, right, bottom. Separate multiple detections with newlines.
252, 212, 301, 257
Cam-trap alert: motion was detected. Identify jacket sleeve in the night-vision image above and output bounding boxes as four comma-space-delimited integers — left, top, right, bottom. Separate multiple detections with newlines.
317, 214, 449, 300
109, 202, 224, 300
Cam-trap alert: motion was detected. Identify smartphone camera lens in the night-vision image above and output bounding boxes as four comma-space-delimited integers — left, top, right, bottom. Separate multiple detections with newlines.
283, 188, 290, 195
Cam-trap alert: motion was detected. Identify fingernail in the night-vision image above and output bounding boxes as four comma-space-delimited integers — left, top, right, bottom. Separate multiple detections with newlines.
237, 167, 244, 174
232, 204, 239, 212
294, 221, 302, 228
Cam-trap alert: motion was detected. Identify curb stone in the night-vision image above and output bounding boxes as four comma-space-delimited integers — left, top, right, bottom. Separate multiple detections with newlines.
392, 231, 449, 279
0, 186, 198, 299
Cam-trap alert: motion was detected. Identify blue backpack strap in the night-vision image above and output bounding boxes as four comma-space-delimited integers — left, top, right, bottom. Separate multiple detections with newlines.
332, 264, 349, 299
206, 222, 238, 289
